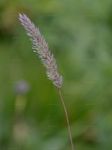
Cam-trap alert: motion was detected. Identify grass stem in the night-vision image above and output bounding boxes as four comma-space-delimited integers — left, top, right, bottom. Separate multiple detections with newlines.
57, 88, 75, 150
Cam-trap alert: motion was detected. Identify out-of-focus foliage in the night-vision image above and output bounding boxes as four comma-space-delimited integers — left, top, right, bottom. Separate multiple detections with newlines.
0, 0, 112, 150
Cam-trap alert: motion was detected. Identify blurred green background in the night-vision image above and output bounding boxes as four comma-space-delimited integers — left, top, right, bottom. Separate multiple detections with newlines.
0, 0, 112, 150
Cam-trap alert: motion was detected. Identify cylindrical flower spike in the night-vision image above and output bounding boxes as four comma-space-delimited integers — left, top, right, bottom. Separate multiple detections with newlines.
19, 14, 63, 88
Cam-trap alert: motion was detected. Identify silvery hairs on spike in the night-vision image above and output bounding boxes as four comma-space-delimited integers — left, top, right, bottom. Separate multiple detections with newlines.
19, 14, 63, 88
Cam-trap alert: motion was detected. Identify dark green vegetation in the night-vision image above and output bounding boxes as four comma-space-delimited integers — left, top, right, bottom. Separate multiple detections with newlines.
0, 0, 112, 149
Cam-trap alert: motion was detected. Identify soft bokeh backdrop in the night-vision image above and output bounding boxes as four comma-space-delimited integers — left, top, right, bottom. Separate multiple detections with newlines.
0, 0, 112, 150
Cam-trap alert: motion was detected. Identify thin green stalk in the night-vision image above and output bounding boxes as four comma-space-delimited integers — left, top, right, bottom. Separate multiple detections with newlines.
57, 88, 75, 150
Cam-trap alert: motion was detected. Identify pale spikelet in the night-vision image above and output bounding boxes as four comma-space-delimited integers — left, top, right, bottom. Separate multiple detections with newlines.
19, 13, 63, 88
